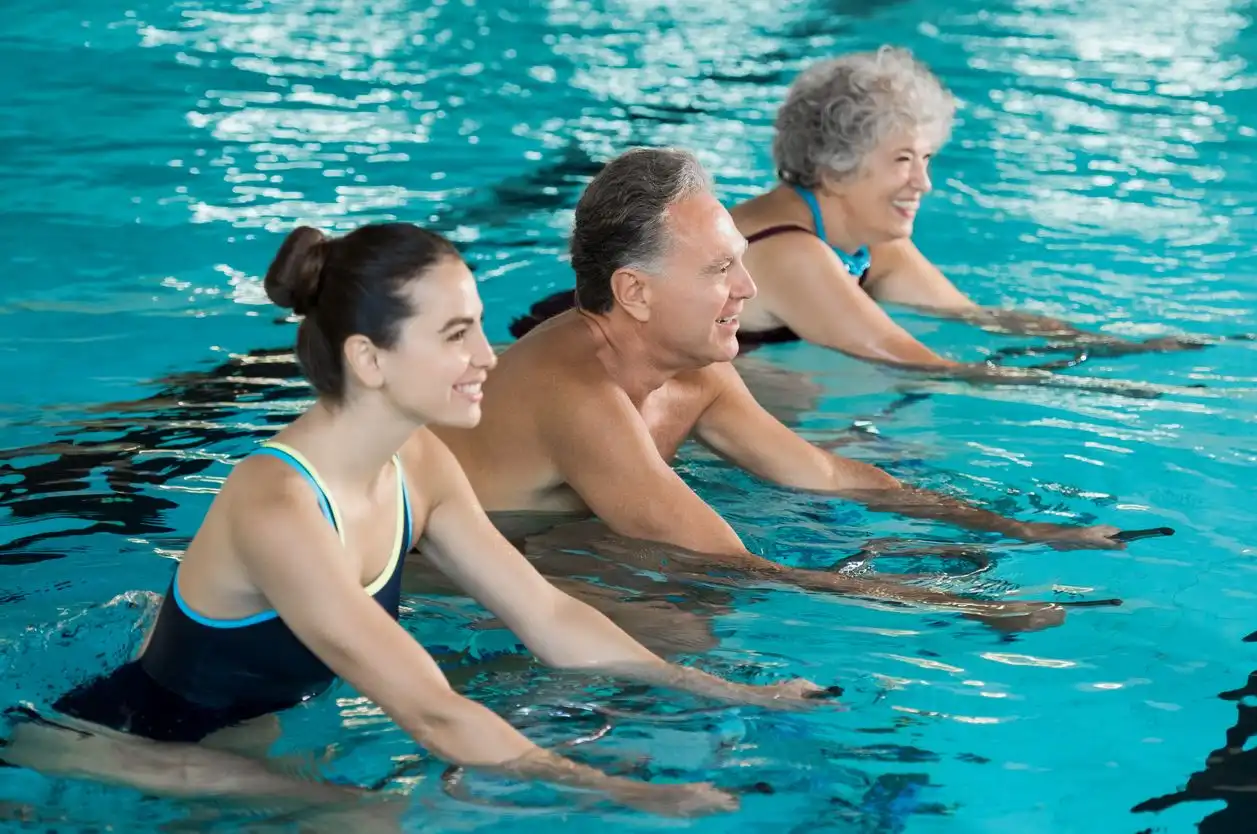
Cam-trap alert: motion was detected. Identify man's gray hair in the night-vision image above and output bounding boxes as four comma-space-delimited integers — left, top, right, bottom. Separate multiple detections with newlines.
571, 147, 712, 313
773, 46, 956, 188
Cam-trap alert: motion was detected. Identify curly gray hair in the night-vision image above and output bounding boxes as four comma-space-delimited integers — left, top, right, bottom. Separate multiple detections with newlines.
772, 47, 956, 188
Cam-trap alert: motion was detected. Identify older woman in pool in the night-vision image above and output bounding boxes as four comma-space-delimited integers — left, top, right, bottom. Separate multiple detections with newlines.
724, 46, 1200, 373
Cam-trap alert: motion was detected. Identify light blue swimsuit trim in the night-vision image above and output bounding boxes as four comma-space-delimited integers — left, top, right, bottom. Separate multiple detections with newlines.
171, 445, 341, 629
790, 184, 873, 279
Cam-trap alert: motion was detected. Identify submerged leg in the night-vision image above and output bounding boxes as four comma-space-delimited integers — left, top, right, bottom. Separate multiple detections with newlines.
198, 714, 281, 759
406, 510, 728, 657
2, 710, 405, 833
471, 575, 720, 657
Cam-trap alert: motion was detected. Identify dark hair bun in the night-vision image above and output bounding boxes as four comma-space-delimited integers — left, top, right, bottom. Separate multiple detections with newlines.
264, 226, 329, 314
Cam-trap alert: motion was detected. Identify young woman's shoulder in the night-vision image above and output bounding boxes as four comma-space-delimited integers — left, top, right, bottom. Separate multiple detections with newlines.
218, 448, 324, 519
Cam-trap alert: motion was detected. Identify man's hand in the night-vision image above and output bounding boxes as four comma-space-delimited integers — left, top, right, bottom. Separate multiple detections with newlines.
726, 679, 843, 710
964, 602, 1067, 633
1016, 522, 1124, 551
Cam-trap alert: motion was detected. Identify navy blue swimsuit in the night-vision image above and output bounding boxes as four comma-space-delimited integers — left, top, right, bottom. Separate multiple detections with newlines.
48, 441, 413, 743
508, 185, 872, 345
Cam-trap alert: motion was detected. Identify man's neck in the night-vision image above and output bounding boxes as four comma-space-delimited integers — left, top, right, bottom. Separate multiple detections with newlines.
579, 309, 695, 405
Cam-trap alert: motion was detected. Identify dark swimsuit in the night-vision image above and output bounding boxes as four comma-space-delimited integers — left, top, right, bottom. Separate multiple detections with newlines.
508, 185, 873, 346
45, 441, 413, 743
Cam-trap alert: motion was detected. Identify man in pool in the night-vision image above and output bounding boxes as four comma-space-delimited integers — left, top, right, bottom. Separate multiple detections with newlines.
430, 147, 1130, 627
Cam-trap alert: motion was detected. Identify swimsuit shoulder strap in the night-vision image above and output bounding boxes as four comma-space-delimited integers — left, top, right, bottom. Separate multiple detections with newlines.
788, 184, 872, 281
253, 441, 345, 542
790, 183, 828, 238
363, 453, 413, 596
394, 453, 413, 556
746, 223, 815, 244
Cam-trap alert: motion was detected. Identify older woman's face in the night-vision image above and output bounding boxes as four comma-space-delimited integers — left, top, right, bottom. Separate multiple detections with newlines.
828, 129, 935, 245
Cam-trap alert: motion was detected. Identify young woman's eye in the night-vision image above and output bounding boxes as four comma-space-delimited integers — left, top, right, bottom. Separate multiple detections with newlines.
447, 329, 468, 342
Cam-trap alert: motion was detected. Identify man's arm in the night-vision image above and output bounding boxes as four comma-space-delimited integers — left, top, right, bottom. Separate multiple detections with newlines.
415, 433, 830, 709
530, 373, 1074, 630
694, 363, 1122, 550
537, 376, 751, 556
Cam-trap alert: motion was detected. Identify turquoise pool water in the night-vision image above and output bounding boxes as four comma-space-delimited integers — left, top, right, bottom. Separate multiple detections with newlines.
3, 0, 1257, 831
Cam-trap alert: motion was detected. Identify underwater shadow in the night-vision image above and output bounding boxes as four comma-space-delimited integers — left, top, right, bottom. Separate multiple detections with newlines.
1132, 629, 1257, 833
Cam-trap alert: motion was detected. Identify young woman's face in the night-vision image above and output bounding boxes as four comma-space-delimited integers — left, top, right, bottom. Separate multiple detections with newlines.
376, 257, 497, 428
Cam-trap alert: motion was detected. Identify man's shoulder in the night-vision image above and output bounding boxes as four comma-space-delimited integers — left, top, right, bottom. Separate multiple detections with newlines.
499, 315, 613, 390
683, 360, 741, 391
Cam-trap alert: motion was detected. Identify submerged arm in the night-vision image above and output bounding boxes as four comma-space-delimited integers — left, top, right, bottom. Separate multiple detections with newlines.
866, 239, 1202, 353
233, 456, 733, 817
694, 363, 1123, 551
417, 433, 834, 708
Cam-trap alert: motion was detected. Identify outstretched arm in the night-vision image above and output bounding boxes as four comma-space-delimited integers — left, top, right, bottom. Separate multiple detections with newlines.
864, 239, 1202, 353
232, 455, 733, 817
416, 433, 831, 708
528, 375, 1068, 630
747, 234, 1164, 384
694, 363, 1123, 550
748, 231, 961, 369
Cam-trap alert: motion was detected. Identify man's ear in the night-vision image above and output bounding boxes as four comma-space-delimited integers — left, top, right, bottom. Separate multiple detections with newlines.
610, 267, 652, 323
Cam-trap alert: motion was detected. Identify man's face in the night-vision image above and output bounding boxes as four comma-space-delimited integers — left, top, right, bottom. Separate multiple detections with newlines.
644, 191, 757, 365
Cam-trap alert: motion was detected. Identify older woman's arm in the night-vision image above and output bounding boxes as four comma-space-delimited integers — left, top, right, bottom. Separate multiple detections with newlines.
865, 239, 1204, 354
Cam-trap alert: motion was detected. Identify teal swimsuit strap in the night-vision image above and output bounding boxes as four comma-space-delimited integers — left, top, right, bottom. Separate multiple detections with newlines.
253, 444, 339, 533
789, 184, 873, 279
171, 442, 342, 628
792, 183, 829, 240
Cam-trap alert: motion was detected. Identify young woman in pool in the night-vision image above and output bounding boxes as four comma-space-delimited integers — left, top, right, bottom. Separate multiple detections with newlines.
3, 221, 835, 820
510, 47, 1201, 377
